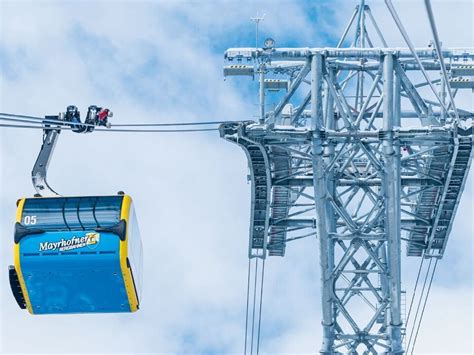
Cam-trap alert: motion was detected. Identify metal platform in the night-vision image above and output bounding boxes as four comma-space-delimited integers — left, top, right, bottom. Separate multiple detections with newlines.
407, 135, 473, 257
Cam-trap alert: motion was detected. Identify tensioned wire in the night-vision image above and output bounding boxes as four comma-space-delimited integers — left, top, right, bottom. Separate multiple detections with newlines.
403, 256, 425, 343
410, 258, 438, 354
0, 112, 239, 132
0, 112, 236, 126
0, 122, 219, 133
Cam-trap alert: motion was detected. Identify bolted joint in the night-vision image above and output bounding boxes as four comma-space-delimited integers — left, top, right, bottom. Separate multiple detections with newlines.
350, 237, 364, 248
314, 128, 327, 140
312, 141, 325, 156
218, 122, 239, 138
379, 130, 395, 141
380, 130, 398, 155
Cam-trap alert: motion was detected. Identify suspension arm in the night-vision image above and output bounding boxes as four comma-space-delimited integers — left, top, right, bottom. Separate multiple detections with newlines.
32, 120, 61, 197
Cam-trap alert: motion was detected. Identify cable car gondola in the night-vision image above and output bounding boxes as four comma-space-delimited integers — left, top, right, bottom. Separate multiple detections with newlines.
8, 106, 143, 314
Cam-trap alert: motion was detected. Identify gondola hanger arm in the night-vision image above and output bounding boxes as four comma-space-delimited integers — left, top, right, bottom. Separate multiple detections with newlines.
31, 105, 112, 197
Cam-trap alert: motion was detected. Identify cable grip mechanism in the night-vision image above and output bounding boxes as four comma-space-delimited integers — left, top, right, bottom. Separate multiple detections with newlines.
32, 105, 113, 197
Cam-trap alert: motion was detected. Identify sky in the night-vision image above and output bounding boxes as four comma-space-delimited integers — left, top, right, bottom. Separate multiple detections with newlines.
0, 0, 473, 354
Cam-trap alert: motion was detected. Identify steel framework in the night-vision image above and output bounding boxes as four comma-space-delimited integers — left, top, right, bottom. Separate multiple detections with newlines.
220, 1, 473, 354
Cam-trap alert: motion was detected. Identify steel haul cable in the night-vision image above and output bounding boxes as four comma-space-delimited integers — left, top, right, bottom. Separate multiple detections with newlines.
0, 113, 97, 128
410, 259, 438, 354
242, 257, 266, 355
406, 258, 438, 354
403, 257, 425, 342
250, 259, 259, 354
256, 259, 265, 355
0, 121, 219, 133
406, 258, 432, 351
244, 259, 251, 354
0, 112, 235, 130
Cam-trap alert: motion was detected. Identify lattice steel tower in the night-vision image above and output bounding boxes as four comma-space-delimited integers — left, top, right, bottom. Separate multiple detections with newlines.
220, 1, 473, 354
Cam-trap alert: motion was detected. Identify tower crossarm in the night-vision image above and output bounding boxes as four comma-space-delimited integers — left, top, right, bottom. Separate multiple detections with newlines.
221, 122, 473, 259
220, 122, 317, 258
225, 47, 474, 61
220, 122, 272, 259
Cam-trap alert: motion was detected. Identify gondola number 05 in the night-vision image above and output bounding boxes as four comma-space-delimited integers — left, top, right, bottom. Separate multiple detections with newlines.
24, 215, 37, 225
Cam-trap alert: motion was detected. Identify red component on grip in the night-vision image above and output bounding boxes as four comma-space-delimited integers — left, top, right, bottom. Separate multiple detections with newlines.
98, 109, 109, 121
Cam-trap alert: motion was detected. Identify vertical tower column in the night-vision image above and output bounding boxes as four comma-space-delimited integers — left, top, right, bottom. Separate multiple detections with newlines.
324, 69, 337, 353
311, 53, 335, 353
382, 53, 403, 354
259, 64, 266, 123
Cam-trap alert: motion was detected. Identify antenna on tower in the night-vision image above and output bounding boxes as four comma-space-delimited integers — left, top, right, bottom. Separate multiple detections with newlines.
250, 14, 265, 49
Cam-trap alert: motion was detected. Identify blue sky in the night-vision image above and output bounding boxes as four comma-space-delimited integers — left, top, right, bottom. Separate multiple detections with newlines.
0, 0, 472, 354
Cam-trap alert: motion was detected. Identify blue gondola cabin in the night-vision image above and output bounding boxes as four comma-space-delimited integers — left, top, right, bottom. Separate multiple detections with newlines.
9, 194, 143, 314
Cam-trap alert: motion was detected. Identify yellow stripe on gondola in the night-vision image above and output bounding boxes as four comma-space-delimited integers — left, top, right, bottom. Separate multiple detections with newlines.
119, 195, 139, 312
14, 198, 34, 314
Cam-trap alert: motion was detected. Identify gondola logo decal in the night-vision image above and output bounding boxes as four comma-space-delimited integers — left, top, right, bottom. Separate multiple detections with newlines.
85, 233, 100, 249
39, 233, 101, 252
